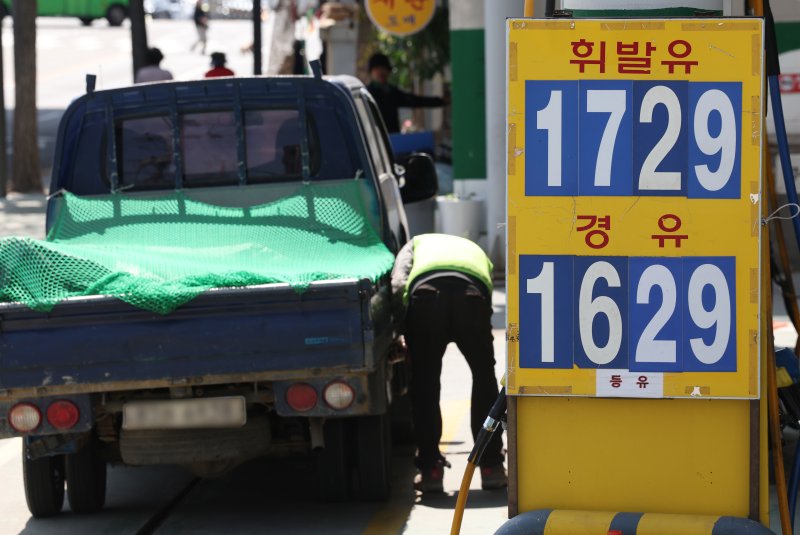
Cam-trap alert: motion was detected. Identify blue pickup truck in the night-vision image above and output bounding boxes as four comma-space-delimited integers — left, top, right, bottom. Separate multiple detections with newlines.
0, 73, 437, 516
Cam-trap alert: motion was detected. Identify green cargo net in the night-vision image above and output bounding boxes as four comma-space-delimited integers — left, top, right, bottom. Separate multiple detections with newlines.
0, 180, 394, 314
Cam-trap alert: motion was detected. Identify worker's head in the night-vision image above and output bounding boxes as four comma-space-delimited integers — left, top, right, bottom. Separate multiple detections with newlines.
367, 53, 392, 85
210, 52, 227, 68
146, 47, 164, 67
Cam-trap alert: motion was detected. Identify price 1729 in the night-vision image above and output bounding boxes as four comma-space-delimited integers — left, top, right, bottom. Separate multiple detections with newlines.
525, 80, 742, 199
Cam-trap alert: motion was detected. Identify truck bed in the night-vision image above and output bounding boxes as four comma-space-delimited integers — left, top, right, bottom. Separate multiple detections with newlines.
0, 278, 386, 398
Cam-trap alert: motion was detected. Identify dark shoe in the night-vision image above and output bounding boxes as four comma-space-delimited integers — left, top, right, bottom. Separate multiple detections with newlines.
414, 460, 446, 494
480, 464, 508, 490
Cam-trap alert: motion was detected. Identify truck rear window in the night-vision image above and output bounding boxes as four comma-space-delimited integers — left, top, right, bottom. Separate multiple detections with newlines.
182, 111, 239, 187
118, 116, 175, 189
107, 101, 360, 191
244, 109, 305, 180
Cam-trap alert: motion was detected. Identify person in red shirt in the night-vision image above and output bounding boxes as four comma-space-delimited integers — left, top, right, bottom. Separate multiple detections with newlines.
205, 52, 234, 78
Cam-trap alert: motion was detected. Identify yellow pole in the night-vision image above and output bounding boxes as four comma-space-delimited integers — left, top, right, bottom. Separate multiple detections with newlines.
524, 0, 534, 17
752, 0, 800, 356
766, 245, 793, 535
749, 0, 793, 530
764, 153, 793, 533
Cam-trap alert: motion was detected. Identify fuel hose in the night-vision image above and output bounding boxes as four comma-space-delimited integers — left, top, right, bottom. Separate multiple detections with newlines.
450, 387, 507, 535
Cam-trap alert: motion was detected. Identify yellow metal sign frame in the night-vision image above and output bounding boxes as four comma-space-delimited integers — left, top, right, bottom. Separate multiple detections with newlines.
507, 18, 767, 523
506, 18, 764, 400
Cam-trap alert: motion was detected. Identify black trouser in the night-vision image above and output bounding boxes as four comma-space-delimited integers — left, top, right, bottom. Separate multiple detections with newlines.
405, 277, 504, 470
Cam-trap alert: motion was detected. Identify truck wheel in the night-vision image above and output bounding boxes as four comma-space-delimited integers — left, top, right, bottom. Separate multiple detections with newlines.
65, 435, 107, 514
105, 4, 126, 26
22, 448, 65, 518
79, 17, 94, 26
313, 419, 350, 502
353, 414, 391, 501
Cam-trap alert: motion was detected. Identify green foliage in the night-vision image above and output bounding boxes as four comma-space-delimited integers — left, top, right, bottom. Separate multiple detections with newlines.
374, 7, 449, 90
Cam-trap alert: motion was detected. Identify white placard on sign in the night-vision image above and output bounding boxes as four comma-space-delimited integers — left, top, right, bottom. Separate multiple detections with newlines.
596, 369, 664, 398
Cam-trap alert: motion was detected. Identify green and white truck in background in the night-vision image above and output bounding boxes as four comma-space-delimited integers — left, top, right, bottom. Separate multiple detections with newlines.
0, 0, 129, 26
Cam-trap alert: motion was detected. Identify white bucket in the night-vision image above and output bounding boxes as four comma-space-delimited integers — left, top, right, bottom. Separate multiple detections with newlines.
434, 196, 485, 243
404, 197, 436, 238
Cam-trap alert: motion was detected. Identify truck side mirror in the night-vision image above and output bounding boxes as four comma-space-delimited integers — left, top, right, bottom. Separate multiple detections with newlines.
398, 152, 438, 204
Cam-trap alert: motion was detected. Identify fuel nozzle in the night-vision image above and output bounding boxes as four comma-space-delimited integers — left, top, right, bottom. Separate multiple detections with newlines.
468, 387, 507, 466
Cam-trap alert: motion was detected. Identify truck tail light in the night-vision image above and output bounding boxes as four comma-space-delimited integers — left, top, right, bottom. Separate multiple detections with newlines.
323, 381, 355, 410
8, 403, 42, 433
46, 400, 80, 430
286, 383, 317, 412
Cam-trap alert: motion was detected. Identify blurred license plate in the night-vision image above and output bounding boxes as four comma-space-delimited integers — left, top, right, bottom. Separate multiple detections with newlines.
122, 397, 246, 430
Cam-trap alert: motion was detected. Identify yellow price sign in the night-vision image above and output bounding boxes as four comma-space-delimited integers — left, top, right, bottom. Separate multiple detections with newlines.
365, 0, 435, 37
506, 19, 764, 399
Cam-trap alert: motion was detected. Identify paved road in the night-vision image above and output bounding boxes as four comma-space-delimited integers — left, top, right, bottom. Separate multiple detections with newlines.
2, 16, 273, 179
4, 16, 266, 109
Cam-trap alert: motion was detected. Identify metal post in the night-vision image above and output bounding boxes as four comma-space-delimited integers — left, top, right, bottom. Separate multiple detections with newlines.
0, 14, 7, 197
253, 0, 262, 75
485, 1, 525, 270
130, 0, 149, 82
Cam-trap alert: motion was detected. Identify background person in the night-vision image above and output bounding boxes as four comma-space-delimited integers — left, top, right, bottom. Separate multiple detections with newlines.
391, 233, 506, 494
191, 0, 210, 55
134, 48, 173, 84
205, 52, 234, 78
365, 53, 447, 134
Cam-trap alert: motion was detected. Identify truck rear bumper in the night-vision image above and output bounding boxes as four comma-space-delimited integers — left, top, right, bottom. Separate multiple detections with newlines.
0, 365, 370, 401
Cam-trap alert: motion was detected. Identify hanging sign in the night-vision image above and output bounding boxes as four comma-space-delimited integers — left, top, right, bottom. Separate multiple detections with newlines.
506, 18, 764, 399
365, 0, 435, 36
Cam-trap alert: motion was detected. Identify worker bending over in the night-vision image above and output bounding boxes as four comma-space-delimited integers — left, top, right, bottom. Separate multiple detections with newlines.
392, 233, 506, 493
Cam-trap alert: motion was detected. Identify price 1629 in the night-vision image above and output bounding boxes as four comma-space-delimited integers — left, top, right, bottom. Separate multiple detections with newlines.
519, 255, 736, 373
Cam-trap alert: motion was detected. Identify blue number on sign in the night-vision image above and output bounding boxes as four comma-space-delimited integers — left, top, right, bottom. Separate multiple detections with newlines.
519, 255, 573, 368
525, 81, 742, 199
628, 257, 683, 373
688, 83, 742, 199
633, 81, 688, 196
682, 257, 737, 372
579, 81, 633, 196
519, 255, 736, 372
573, 256, 628, 368
525, 81, 579, 196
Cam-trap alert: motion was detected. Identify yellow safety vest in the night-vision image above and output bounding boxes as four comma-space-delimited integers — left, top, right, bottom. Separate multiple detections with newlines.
404, 234, 493, 302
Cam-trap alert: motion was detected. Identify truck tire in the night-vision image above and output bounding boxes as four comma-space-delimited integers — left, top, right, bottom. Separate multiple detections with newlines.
79, 17, 94, 26
22, 448, 65, 518
352, 414, 391, 501
65, 435, 107, 514
105, 4, 126, 26
313, 419, 350, 502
